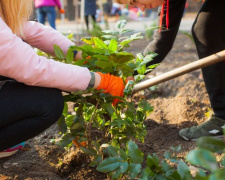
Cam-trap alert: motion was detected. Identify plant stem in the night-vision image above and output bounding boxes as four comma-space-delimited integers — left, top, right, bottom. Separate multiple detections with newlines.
88, 100, 99, 146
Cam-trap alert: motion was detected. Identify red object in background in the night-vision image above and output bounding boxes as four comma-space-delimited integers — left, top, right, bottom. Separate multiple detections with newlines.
60, 9, 65, 14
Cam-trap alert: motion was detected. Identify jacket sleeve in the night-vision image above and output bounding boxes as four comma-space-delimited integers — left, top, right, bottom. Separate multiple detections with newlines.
0, 18, 91, 92
54, 0, 62, 9
144, 0, 187, 66
22, 21, 72, 56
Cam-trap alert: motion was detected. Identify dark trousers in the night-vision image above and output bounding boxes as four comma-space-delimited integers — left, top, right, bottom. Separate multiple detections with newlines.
85, 15, 96, 30
36, 6, 56, 29
0, 80, 64, 151
192, 0, 225, 117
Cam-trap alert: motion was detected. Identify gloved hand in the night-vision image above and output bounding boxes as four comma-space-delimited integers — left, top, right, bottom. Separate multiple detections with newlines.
59, 9, 65, 14
96, 72, 125, 106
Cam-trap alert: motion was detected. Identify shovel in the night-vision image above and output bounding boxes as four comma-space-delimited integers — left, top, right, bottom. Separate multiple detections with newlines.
132, 50, 225, 94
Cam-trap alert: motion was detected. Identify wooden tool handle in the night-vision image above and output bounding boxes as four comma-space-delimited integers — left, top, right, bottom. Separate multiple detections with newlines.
132, 50, 225, 94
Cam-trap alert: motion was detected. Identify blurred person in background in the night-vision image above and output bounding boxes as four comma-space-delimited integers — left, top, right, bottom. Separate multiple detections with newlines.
102, 0, 111, 23
84, 0, 97, 30
111, 2, 122, 20
34, 0, 65, 29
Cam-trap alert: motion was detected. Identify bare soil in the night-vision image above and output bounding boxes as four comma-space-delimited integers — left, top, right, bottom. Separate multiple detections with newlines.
0, 32, 211, 180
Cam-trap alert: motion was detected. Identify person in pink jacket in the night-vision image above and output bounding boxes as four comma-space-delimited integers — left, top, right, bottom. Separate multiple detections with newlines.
0, 0, 125, 158
34, 0, 65, 29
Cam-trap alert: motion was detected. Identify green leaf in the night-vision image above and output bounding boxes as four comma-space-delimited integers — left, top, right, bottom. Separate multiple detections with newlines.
144, 52, 158, 60
138, 59, 152, 67
161, 160, 171, 172
93, 37, 108, 49
108, 39, 118, 52
89, 155, 102, 167
96, 157, 122, 173
65, 115, 76, 127
221, 154, 225, 167
120, 39, 136, 47
177, 160, 192, 180
59, 134, 73, 147
195, 169, 207, 179
166, 170, 181, 180
145, 26, 161, 31
134, 75, 145, 82
119, 162, 129, 173
140, 167, 151, 180
92, 141, 101, 152
120, 33, 143, 48
209, 169, 225, 180
136, 53, 157, 68
65, 48, 74, 64
129, 32, 143, 40
81, 38, 94, 44
164, 151, 172, 160
93, 54, 109, 61
53, 44, 65, 59
197, 137, 225, 153
111, 52, 135, 64
95, 60, 113, 69
147, 63, 159, 70
73, 59, 86, 66
70, 123, 85, 131
119, 29, 135, 34
101, 35, 118, 40
127, 141, 143, 164
170, 145, 182, 152
70, 45, 83, 51
106, 145, 119, 156
80, 147, 97, 156
127, 163, 142, 179
57, 116, 67, 134
36, 49, 46, 56
62, 102, 68, 116
124, 80, 134, 96
136, 53, 144, 60
137, 65, 146, 75
116, 64, 134, 74
67, 33, 74, 40
186, 149, 218, 172
72, 90, 85, 96
82, 44, 94, 52
102, 30, 119, 35
146, 154, 159, 169
111, 162, 129, 179
119, 148, 128, 161
116, 19, 127, 29
140, 99, 153, 112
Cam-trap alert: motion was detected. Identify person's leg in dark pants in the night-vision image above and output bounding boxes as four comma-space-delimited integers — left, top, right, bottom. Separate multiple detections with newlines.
192, 0, 225, 118
90, 15, 96, 29
46, 6, 56, 29
179, 0, 225, 140
85, 15, 89, 30
0, 81, 64, 151
91, 15, 96, 23
36, 7, 46, 25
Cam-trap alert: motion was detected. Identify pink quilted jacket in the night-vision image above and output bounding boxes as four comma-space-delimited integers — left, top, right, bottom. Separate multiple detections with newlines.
0, 18, 91, 92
